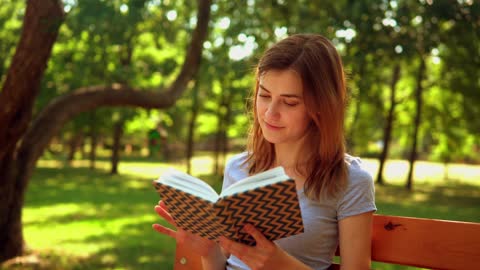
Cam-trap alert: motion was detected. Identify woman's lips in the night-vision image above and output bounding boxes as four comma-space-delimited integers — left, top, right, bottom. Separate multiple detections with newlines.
264, 121, 283, 130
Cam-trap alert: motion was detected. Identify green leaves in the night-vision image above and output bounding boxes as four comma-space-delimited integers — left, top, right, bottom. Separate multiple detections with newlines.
2, 0, 475, 164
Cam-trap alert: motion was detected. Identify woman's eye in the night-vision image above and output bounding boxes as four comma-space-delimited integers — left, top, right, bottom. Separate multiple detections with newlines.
258, 94, 270, 98
284, 99, 299, 106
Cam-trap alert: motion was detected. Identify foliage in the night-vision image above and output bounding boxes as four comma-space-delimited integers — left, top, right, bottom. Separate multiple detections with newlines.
0, 0, 478, 219
2, 0, 477, 165
0, 1, 24, 86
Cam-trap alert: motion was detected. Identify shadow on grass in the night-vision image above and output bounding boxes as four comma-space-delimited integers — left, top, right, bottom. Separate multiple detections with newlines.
65, 222, 176, 270
15, 166, 178, 270
26, 166, 156, 204
3, 227, 176, 270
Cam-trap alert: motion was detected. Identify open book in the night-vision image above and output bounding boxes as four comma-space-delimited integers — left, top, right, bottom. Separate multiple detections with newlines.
153, 167, 304, 246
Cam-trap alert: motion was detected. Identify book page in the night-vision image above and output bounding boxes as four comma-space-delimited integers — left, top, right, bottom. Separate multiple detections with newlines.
155, 168, 219, 202
219, 166, 290, 197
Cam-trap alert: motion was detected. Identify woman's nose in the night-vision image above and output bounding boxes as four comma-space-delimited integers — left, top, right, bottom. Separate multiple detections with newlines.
265, 101, 280, 119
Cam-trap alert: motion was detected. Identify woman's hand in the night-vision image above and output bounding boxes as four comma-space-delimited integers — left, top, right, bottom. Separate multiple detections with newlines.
219, 224, 310, 270
152, 200, 217, 256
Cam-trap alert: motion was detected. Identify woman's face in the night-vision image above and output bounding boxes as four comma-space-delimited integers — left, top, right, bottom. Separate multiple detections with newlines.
256, 69, 311, 146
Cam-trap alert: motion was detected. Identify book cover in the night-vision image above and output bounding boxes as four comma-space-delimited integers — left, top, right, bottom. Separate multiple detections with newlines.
153, 171, 304, 246
214, 179, 304, 245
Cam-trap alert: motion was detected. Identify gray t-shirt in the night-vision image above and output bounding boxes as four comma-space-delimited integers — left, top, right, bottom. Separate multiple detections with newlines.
222, 152, 376, 270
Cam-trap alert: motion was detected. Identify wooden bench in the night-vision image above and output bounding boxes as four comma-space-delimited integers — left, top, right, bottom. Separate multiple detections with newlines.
172, 214, 480, 269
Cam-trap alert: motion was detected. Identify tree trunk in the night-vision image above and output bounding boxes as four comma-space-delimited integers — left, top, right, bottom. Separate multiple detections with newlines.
109, 38, 132, 174
110, 120, 124, 175
79, 135, 87, 158
0, 0, 211, 263
406, 57, 426, 190
214, 89, 228, 175
162, 134, 170, 162
443, 162, 449, 181
376, 64, 401, 185
214, 112, 222, 175
346, 56, 367, 152
186, 81, 200, 175
0, 0, 64, 262
67, 132, 82, 164
89, 111, 98, 170
221, 91, 233, 172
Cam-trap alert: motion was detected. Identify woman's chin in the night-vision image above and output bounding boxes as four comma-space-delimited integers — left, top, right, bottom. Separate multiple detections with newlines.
263, 135, 284, 144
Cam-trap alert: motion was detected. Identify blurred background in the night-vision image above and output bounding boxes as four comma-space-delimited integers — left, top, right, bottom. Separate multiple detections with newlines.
0, 0, 478, 269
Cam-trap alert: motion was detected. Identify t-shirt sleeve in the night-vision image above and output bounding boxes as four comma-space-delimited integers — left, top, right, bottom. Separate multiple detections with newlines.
221, 152, 248, 191
222, 157, 235, 191
337, 160, 377, 220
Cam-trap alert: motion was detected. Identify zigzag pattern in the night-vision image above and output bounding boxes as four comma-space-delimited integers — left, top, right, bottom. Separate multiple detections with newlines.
214, 179, 304, 246
154, 183, 227, 240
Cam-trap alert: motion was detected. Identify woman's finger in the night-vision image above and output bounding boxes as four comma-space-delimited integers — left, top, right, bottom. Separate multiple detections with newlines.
243, 224, 268, 246
152, 223, 177, 239
219, 236, 251, 260
159, 200, 168, 210
154, 205, 176, 226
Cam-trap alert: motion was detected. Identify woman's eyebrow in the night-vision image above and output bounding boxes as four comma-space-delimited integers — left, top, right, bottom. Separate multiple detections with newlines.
259, 84, 302, 98
258, 84, 271, 93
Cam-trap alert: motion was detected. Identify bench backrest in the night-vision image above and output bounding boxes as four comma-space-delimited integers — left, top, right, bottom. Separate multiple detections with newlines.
173, 214, 480, 269
371, 215, 480, 269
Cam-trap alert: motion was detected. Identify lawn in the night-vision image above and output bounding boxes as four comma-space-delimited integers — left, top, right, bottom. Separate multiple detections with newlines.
2, 155, 479, 269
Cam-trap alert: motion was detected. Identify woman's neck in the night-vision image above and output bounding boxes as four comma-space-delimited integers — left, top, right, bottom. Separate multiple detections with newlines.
274, 142, 309, 188
274, 141, 309, 169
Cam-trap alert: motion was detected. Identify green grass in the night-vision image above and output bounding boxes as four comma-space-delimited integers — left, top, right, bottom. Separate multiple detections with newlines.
3, 155, 479, 269
21, 166, 174, 270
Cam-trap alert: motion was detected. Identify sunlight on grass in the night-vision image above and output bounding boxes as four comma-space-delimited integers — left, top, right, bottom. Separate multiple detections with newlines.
23, 203, 84, 224
25, 213, 155, 247
23, 206, 169, 266
117, 155, 225, 180
26, 221, 113, 255
118, 162, 170, 179
362, 159, 480, 185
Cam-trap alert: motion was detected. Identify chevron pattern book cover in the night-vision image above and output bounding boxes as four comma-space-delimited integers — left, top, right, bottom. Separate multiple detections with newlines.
214, 179, 304, 246
153, 177, 304, 246
153, 183, 232, 240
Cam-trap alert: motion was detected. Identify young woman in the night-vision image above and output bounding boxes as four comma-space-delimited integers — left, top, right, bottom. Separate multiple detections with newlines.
153, 33, 376, 270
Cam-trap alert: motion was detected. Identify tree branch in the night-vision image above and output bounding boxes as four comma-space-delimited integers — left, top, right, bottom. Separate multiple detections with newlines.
19, 0, 212, 170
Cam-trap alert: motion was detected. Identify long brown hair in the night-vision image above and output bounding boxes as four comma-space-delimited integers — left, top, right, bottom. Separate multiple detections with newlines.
246, 34, 348, 200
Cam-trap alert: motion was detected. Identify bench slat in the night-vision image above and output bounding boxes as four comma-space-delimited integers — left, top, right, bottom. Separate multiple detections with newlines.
172, 214, 480, 269
372, 215, 480, 269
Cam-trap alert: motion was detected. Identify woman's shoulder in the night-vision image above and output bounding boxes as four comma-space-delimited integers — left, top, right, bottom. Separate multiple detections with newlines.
336, 154, 377, 218
226, 152, 249, 174
226, 152, 248, 169
223, 152, 249, 189
344, 154, 374, 184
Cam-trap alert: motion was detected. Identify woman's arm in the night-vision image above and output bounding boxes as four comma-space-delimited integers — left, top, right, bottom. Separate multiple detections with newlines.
338, 211, 374, 270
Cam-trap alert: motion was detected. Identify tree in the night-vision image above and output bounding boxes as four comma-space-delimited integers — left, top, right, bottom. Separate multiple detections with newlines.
0, 0, 211, 262
0, 0, 64, 261
406, 55, 427, 190
376, 64, 401, 185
